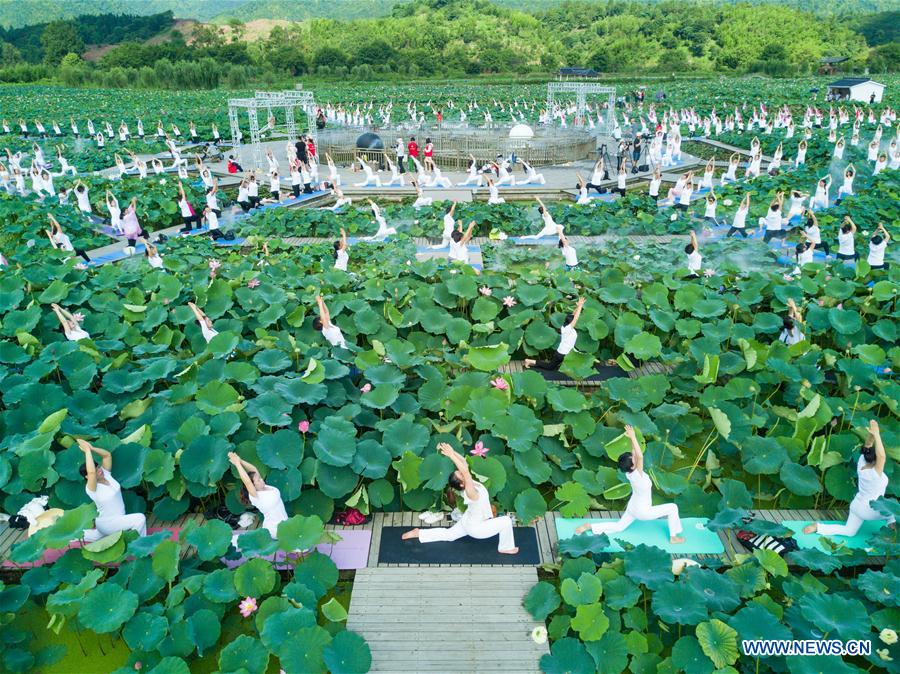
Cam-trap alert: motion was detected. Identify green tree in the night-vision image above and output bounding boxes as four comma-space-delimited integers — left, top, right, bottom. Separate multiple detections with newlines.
0, 42, 22, 67
312, 46, 348, 70
40, 21, 83, 66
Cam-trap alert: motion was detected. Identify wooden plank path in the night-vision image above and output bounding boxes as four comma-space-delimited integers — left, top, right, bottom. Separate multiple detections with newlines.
347, 567, 548, 674
686, 137, 774, 162
498, 359, 676, 389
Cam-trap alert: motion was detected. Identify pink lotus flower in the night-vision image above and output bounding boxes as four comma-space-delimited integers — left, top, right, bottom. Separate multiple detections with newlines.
490, 377, 508, 390
479, 286, 492, 296
502, 296, 516, 307
209, 259, 221, 279
134, 664, 142, 671
837, 303, 843, 309
360, 383, 372, 393
247, 278, 260, 288
72, 312, 85, 323
818, 299, 824, 306
238, 597, 257, 618
298, 420, 310, 434
703, 269, 715, 277
470, 441, 488, 457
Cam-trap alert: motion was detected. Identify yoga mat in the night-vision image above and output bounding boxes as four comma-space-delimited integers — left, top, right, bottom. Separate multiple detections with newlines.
222, 529, 371, 570
537, 364, 627, 382
781, 520, 890, 553
555, 517, 724, 554
510, 236, 559, 246
377, 526, 540, 565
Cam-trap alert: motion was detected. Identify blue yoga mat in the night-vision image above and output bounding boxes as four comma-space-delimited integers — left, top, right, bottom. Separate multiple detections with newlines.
781, 520, 891, 554
556, 517, 724, 554
510, 236, 559, 245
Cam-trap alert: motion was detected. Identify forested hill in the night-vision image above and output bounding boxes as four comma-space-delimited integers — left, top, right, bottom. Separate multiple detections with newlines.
0, 0, 898, 28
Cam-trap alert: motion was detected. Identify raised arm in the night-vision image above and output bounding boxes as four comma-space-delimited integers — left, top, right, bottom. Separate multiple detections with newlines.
461, 220, 477, 244
869, 420, 886, 475
228, 452, 258, 498
340, 227, 348, 250
77, 439, 99, 492
690, 230, 699, 252
558, 226, 568, 247
316, 295, 332, 328
187, 301, 205, 323
877, 223, 890, 242
624, 425, 643, 473
568, 296, 586, 329
844, 216, 857, 234
438, 443, 477, 501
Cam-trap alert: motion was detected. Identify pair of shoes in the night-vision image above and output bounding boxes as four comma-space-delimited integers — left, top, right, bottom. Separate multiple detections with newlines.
418, 511, 444, 525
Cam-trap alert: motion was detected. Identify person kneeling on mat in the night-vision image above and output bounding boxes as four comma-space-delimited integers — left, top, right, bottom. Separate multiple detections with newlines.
575, 426, 685, 544
803, 420, 893, 537
402, 443, 518, 555
524, 297, 585, 372
78, 439, 147, 543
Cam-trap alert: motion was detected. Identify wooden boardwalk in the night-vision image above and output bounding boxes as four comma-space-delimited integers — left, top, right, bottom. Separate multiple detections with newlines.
499, 359, 675, 389
347, 567, 548, 674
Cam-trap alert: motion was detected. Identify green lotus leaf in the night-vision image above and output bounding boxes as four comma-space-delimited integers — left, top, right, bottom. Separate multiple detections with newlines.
465, 342, 510, 371
219, 635, 269, 674
277, 515, 324, 552
321, 597, 349, 622
81, 531, 126, 564
77, 583, 139, 633
123, 611, 168, 652
779, 461, 822, 496
602, 575, 641, 611
292, 551, 339, 598
625, 331, 662, 360
245, 390, 293, 426
258, 429, 303, 470
233, 558, 278, 597
624, 544, 673, 590
313, 416, 357, 467
151, 539, 180, 582
514, 488, 547, 523
651, 582, 708, 625
559, 532, 611, 558
195, 380, 240, 414
260, 606, 317, 651
740, 436, 788, 475
323, 630, 372, 674
856, 570, 900, 607
798, 593, 869, 640
278, 626, 332, 674
540, 637, 595, 674
561, 572, 603, 606
524, 581, 561, 621
555, 481, 592, 517
827, 307, 862, 335
146, 657, 190, 674
180, 435, 231, 485
203, 568, 239, 603
185, 519, 232, 561
360, 383, 401, 409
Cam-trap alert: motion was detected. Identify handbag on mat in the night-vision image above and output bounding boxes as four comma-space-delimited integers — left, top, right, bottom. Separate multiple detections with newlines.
735, 528, 799, 555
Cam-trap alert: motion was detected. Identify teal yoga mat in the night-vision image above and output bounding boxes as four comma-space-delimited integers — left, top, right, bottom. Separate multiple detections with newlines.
781, 520, 890, 553
556, 517, 724, 554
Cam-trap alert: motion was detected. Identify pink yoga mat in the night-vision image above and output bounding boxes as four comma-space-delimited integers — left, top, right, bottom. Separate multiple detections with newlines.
223, 529, 372, 570
1, 527, 181, 569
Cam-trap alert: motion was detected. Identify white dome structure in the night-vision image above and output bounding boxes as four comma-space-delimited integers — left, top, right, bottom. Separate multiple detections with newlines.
508, 124, 534, 139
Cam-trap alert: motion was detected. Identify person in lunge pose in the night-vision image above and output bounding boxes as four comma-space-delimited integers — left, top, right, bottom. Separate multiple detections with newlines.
575, 425, 685, 544
401, 443, 518, 554
79, 439, 147, 542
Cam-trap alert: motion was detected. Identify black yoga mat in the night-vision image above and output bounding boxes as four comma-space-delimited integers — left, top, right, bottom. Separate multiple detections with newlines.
378, 526, 541, 565
538, 364, 627, 382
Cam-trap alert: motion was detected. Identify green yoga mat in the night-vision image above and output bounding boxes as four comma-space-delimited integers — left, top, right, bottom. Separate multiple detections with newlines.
781, 520, 889, 554
556, 517, 724, 554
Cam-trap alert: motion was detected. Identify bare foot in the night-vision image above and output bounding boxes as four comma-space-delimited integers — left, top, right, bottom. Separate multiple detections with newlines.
499, 547, 519, 555
670, 536, 685, 544
802, 524, 817, 535
401, 529, 420, 540
523, 359, 535, 368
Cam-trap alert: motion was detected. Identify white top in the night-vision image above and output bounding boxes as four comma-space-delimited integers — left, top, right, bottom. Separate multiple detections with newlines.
449, 239, 469, 263
206, 211, 219, 230
805, 224, 821, 244
763, 210, 782, 231
54, 232, 74, 252
250, 486, 289, 539
65, 325, 90, 341
442, 214, 455, 239
536, 211, 557, 238
248, 181, 259, 197
624, 470, 653, 514
562, 244, 578, 266
704, 201, 716, 218
779, 326, 804, 345
649, 177, 661, 196
334, 249, 349, 271
687, 250, 702, 273
838, 231, 855, 256
178, 198, 192, 217
797, 246, 814, 266
323, 323, 347, 348
557, 323, 577, 355
868, 239, 887, 266
75, 189, 90, 212
86, 474, 126, 520
461, 482, 493, 525
147, 253, 164, 269
678, 185, 693, 206
854, 455, 888, 507
733, 207, 747, 229
200, 322, 218, 343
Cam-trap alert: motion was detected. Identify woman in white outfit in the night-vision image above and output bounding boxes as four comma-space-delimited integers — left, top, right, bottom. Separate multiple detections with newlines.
314, 295, 349, 349
411, 180, 433, 209
364, 200, 397, 240
459, 155, 483, 187
432, 201, 456, 248
518, 159, 545, 186
78, 439, 147, 543
521, 197, 560, 239
575, 425, 685, 544
402, 443, 519, 554
384, 156, 405, 187
229, 452, 290, 546
333, 228, 350, 272
50, 303, 90, 341
804, 420, 892, 537
354, 156, 381, 187
486, 177, 505, 205
188, 302, 219, 344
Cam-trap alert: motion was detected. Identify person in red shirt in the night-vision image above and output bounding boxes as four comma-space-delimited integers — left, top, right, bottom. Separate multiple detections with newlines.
407, 137, 418, 173
227, 156, 243, 174
436, 109, 443, 126
307, 137, 316, 159
423, 137, 435, 171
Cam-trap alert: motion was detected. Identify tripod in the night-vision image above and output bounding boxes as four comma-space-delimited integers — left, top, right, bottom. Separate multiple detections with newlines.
629, 140, 649, 174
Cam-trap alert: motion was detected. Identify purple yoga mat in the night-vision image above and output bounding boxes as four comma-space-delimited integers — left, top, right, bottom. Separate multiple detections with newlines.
222, 529, 371, 570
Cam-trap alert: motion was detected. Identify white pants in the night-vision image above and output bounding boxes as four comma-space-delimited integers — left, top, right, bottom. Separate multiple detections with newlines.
413, 197, 433, 208
419, 515, 516, 552
519, 173, 545, 185
495, 174, 515, 187
83, 513, 147, 543
459, 174, 483, 187
386, 173, 405, 186
589, 503, 682, 538
429, 176, 452, 188
817, 498, 894, 537
355, 173, 381, 187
